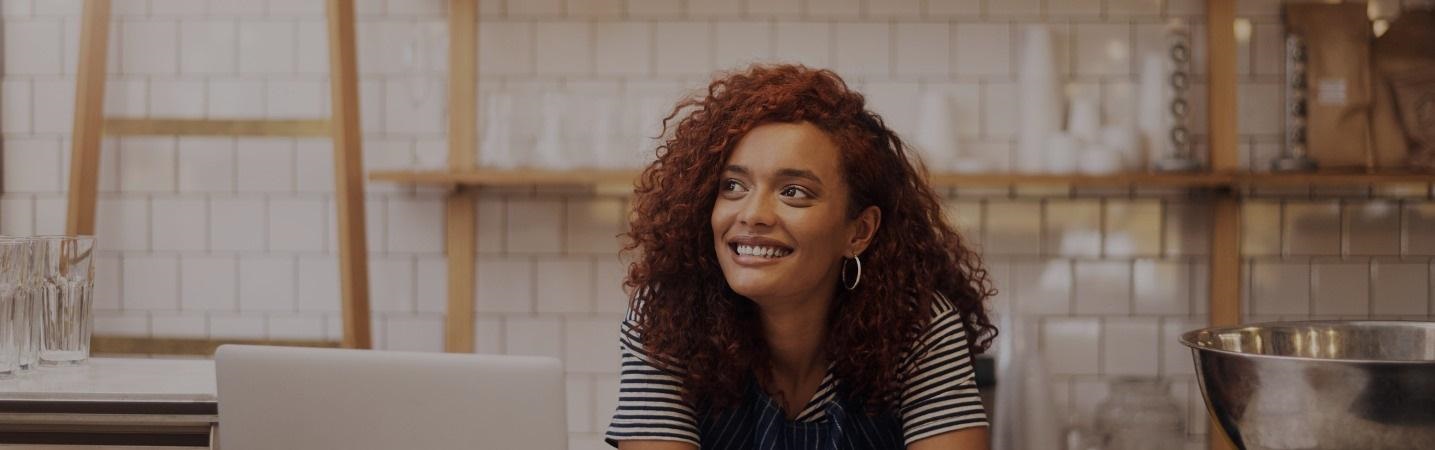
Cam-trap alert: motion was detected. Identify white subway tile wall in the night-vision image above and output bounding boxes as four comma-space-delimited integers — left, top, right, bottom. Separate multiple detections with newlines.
1101, 317, 1159, 376
566, 375, 594, 433
1310, 262, 1369, 316
3, 1, 1433, 447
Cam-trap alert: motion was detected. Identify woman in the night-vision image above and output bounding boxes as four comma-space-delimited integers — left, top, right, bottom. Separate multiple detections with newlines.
606, 65, 996, 450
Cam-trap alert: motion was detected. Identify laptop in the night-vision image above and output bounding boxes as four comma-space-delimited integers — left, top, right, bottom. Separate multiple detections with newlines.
215, 345, 566, 450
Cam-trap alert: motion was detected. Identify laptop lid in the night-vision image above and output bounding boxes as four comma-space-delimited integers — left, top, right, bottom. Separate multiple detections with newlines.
216, 345, 566, 450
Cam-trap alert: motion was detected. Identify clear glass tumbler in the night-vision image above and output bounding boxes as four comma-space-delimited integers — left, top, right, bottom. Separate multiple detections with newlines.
36, 236, 95, 366
0, 239, 26, 377
9, 237, 41, 370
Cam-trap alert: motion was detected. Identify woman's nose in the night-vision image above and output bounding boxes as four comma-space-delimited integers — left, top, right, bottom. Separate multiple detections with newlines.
737, 192, 777, 227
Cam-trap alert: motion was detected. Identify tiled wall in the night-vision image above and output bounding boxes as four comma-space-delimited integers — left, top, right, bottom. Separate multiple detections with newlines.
3, 1, 1435, 449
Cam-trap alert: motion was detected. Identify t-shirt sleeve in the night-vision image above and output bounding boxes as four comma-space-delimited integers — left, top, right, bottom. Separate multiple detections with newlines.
604, 308, 700, 448
896, 297, 990, 445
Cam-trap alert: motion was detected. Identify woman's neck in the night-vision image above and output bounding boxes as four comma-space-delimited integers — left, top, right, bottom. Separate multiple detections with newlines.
755, 287, 835, 419
757, 285, 836, 383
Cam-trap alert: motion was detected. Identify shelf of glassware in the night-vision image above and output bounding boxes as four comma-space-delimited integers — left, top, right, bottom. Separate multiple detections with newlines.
369, 169, 1434, 190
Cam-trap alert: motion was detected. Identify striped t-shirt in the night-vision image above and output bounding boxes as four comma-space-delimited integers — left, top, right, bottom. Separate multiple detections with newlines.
605, 294, 989, 448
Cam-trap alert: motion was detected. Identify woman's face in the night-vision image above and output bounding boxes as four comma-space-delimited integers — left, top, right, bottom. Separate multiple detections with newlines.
711, 122, 878, 304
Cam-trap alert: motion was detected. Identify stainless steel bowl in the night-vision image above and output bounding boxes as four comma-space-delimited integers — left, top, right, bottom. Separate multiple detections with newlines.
1182, 321, 1435, 450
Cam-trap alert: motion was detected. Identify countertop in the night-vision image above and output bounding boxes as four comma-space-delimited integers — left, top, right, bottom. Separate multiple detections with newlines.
0, 358, 217, 447
0, 358, 215, 404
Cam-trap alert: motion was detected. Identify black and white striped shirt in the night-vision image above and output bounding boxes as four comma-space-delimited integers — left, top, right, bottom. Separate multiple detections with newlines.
605, 294, 988, 448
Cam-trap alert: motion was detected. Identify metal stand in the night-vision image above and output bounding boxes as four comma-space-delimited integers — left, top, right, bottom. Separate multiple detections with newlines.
1156, 21, 1203, 173
1273, 33, 1318, 173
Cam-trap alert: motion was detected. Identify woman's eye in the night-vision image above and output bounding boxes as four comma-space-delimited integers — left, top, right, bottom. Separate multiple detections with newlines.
722, 179, 747, 192
780, 186, 811, 199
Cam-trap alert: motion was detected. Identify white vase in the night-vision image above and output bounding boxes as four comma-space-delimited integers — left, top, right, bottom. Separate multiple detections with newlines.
1016, 25, 1064, 174
1100, 125, 1141, 171
1078, 144, 1125, 175
1067, 96, 1101, 143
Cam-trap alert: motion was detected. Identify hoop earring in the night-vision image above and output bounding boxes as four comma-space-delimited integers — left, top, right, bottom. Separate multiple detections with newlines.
841, 255, 862, 291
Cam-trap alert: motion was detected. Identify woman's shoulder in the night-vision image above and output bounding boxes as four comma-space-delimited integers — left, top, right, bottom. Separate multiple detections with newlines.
911, 291, 962, 330
621, 288, 653, 324
898, 292, 969, 363
925, 291, 959, 317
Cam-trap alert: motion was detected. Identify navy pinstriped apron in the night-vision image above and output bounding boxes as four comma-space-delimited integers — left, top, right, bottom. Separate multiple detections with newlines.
695, 379, 906, 450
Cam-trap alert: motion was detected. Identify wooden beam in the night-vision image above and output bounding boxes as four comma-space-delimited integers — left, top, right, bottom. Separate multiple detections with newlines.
326, 0, 372, 350
445, 193, 477, 353
449, 0, 477, 171
1207, 195, 1241, 450
444, 0, 479, 353
102, 118, 331, 137
1207, 2, 1240, 449
1207, 0, 1239, 173
1209, 198, 1241, 328
65, 0, 112, 236
92, 336, 340, 356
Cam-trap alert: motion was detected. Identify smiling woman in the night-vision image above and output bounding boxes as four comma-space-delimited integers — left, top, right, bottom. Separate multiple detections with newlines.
608, 65, 996, 450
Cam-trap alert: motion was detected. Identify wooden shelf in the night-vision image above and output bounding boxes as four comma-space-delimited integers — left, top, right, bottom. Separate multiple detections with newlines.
1236, 171, 1435, 187
92, 336, 339, 356
928, 172, 1235, 188
103, 118, 331, 137
370, 168, 640, 186
370, 168, 1432, 191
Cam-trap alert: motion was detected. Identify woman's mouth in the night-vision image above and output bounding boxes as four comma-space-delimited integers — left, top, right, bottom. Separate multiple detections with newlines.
731, 243, 793, 259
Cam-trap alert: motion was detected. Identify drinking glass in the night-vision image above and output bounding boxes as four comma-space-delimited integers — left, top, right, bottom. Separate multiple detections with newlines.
10, 238, 41, 370
0, 239, 26, 377
35, 236, 95, 366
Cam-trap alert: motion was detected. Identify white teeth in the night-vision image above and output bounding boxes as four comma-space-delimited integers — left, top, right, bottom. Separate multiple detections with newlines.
736, 244, 790, 258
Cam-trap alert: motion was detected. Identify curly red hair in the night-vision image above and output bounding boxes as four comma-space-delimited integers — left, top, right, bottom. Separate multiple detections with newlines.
622, 64, 996, 415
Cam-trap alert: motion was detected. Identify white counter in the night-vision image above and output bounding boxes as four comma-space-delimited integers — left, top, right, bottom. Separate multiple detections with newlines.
0, 358, 215, 403
0, 358, 217, 447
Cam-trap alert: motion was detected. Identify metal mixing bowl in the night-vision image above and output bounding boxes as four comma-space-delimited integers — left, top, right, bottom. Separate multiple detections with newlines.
1181, 321, 1435, 450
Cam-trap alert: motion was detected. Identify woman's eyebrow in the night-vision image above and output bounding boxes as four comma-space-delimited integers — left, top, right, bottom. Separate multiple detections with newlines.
776, 168, 822, 185
723, 165, 823, 185
723, 164, 750, 176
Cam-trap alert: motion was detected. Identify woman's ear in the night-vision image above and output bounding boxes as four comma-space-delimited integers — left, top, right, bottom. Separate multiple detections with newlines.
847, 205, 881, 256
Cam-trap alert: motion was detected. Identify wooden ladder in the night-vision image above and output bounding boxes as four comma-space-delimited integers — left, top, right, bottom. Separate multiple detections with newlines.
66, 0, 372, 349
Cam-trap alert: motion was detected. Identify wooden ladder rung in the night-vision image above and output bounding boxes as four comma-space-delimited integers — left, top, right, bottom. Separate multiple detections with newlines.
103, 118, 332, 137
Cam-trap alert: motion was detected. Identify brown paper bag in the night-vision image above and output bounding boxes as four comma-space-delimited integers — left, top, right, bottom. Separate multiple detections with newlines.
1371, 10, 1435, 172
1285, 3, 1374, 170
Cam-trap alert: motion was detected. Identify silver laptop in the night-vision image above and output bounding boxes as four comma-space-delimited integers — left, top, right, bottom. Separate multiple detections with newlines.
216, 345, 566, 450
